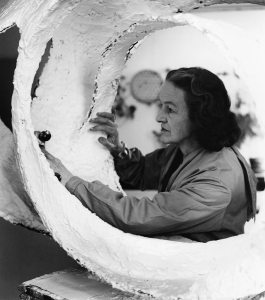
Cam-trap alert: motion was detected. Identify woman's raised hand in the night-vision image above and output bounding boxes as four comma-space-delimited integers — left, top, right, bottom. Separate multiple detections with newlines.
89, 112, 124, 156
41, 148, 73, 186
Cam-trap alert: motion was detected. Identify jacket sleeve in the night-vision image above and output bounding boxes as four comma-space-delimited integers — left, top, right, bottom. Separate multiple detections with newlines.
114, 147, 165, 190
65, 174, 231, 236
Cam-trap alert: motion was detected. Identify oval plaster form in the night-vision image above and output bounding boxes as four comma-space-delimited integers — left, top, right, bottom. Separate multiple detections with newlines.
1, 0, 265, 299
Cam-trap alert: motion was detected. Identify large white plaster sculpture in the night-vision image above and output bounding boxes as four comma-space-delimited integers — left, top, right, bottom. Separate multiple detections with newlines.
1, 0, 265, 299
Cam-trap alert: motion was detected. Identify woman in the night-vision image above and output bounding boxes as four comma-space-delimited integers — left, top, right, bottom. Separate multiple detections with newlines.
45, 67, 256, 242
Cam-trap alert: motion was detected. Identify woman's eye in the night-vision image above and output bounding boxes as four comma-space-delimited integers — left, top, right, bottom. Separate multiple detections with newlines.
167, 106, 174, 113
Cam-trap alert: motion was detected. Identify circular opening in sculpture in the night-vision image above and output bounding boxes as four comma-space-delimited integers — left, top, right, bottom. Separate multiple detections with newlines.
29, 11, 261, 236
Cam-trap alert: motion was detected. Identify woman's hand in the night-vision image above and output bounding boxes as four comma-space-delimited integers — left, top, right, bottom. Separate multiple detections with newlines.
89, 112, 124, 156
42, 148, 73, 186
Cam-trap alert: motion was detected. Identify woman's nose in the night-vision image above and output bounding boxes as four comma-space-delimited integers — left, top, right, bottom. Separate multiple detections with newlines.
156, 109, 166, 123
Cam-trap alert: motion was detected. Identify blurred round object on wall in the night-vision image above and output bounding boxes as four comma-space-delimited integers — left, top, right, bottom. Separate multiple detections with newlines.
130, 70, 162, 104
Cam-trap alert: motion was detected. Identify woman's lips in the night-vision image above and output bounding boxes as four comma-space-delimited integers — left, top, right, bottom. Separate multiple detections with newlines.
161, 127, 169, 132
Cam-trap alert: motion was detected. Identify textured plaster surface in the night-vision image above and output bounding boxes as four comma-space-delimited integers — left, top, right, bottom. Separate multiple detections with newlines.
1, 0, 265, 299
0, 119, 44, 230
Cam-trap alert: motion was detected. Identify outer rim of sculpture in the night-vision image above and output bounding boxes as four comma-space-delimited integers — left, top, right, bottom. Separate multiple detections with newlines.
2, 0, 265, 299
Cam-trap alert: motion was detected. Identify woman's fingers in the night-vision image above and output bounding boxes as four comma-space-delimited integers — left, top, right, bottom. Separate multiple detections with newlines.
95, 112, 115, 122
89, 112, 122, 154
90, 124, 117, 136
43, 149, 56, 161
98, 137, 123, 155
98, 137, 115, 151
41, 148, 61, 166
89, 112, 117, 136
41, 147, 51, 159
89, 116, 116, 127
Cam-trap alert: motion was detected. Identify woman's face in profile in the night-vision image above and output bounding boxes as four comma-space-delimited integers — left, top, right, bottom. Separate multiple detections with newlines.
156, 81, 194, 148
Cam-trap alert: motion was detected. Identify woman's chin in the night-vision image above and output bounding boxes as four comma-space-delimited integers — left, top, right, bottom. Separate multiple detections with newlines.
160, 134, 171, 145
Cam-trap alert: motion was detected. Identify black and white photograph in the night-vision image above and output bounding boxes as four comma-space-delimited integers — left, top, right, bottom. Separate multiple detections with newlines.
0, 1, 265, 299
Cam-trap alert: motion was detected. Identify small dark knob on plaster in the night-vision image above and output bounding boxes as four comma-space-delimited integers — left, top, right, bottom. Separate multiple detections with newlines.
38, 130, 52, 142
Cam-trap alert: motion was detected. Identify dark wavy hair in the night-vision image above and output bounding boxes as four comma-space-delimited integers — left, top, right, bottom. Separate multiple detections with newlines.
166, 67, 241, 151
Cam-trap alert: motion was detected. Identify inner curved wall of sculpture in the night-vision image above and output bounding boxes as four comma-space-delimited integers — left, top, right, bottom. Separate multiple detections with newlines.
1, 0, 265, 299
